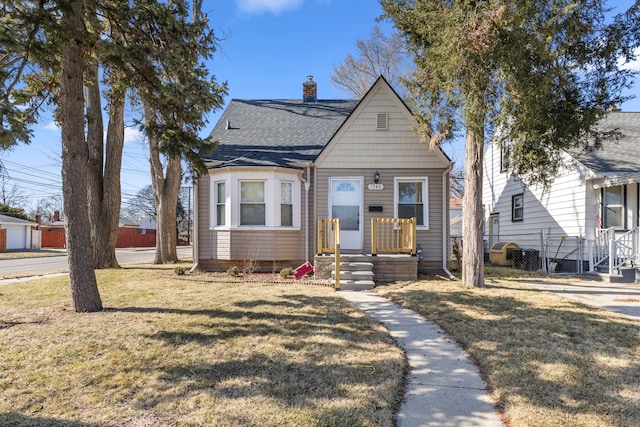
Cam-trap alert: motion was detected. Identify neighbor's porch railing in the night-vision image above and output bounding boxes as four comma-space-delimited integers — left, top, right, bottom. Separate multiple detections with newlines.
590, 226, 639, 274
591, 227, 614, 271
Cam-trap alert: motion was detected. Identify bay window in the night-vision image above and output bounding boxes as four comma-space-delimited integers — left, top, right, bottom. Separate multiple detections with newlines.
211, 171, 300, 229
240, 181, 266, 225
281, 182, 293, 226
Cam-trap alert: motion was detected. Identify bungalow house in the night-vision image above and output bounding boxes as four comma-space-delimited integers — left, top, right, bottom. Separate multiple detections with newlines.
483, 110, 640, 280
193, 75, 454, 286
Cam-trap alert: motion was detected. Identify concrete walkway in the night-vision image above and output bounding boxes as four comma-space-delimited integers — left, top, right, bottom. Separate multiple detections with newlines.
522, 279, 640, 320
339, 291, 504, 427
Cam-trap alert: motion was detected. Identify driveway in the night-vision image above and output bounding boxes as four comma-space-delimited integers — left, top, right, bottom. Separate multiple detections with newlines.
522, 278, 640, 320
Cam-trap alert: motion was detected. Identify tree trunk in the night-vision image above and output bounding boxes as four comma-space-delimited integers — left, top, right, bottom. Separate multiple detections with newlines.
461, 126, 485, 288
145, 104, 180, 264
60, 0, 102, 312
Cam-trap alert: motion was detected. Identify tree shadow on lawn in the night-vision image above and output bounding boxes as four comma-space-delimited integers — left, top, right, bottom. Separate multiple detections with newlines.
378, 284, 640, 426
0, 413, 104, 427
106, 293, 404, 423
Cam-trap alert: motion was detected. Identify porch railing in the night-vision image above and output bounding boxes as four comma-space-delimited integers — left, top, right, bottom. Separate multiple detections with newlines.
316, 217, 417, 256
610, 227, 638, 274
371, 217, 417, 256
317, 218, 340, 254
591, 227, 614, 271
591, 226, 639, 274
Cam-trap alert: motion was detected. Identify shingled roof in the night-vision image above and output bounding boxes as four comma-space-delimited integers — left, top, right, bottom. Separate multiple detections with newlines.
572, 111, 640, 174
202, 98, 359, 168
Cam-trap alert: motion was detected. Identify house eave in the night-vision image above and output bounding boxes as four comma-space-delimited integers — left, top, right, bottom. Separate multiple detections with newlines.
591, 171, 640, 189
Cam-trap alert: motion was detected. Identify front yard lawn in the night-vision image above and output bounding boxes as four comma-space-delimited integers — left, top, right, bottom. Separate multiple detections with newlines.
0, 265, 404, 427
374, 270, 640, 427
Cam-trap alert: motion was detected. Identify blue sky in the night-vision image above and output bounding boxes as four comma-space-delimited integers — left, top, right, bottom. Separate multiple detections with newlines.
2, 0, 638, 214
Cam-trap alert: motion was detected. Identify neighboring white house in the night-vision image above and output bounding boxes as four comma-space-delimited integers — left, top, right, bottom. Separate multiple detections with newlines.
483, 111, 640, 277
0, 213, 38, 250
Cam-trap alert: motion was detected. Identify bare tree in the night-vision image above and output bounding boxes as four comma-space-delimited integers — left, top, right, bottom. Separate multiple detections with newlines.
331, 25, 411, 98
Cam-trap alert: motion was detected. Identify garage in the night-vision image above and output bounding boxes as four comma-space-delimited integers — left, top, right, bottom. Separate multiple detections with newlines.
0, 214, 37, 250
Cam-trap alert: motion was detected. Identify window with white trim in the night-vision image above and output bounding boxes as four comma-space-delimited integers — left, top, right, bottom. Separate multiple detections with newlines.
210, 171, 301, 229
512, 193, 523, 221
603, 185, 625, 229
281, 182, 293, 226
240, 181, 265, 225
396, 178, 428, 227
215, 181, 226, 226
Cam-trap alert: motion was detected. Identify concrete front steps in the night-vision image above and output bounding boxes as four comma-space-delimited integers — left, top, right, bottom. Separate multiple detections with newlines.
589, 264, 640, 283
331, 260, 375, 291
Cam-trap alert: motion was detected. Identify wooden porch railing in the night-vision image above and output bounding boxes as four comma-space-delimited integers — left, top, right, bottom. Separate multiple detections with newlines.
371, 217, 417, 256
316, 218, 341, 289
317, 218, 340, 254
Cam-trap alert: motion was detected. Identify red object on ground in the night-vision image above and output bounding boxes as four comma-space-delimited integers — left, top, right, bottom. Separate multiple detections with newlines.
293, 262, 314, 279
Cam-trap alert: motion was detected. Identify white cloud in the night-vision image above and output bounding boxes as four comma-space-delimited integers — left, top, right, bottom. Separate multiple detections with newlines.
44, 121, 60, 131
124, 127, 144, 144
236, 0, 304, 15
619, 47, 640, 72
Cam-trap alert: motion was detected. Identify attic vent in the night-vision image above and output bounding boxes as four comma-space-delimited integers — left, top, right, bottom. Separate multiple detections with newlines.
376, 113, 388, 130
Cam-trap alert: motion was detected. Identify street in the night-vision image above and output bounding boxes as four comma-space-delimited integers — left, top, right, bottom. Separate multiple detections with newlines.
0, 247, 193, 277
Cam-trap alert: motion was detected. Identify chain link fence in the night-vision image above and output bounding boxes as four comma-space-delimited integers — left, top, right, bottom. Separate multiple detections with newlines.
452, 231, 585, 274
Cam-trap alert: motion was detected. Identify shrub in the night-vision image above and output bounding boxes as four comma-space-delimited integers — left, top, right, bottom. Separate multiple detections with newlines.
227, 266, 240, 277
280, 267, 293, 278
174, 266, 186, 276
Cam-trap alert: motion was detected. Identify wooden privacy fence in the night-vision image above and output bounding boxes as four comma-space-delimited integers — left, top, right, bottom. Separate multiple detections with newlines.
42, 231, 66, 248
0, 229, 6, 252
371, 217, 417, 256
41, 230, 156, 249
116, 233, 156, 248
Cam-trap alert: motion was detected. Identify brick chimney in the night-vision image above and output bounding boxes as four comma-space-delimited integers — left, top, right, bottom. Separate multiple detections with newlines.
53, 210, 60, 222
302, 75, 317, 102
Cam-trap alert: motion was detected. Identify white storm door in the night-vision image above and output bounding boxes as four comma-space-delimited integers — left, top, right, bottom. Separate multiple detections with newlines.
330, 177, 363, 251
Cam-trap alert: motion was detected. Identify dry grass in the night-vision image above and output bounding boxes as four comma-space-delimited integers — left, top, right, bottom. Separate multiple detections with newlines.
0, 249, 66, 260
0, 265, 405, 427
373, 267, 640, 427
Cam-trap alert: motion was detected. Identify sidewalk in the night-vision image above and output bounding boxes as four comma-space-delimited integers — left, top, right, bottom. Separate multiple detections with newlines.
339, 291, 504, 427
522, 279, 640, 320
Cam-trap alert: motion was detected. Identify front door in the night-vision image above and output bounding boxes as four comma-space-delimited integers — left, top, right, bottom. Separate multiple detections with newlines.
330, 177, 363, 251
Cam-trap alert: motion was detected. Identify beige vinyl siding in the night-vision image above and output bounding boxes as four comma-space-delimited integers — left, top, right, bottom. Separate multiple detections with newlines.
315, 81, 449, 170
197, 170, 307, 264
196, 175, 214, 260
315, 168, 446, 262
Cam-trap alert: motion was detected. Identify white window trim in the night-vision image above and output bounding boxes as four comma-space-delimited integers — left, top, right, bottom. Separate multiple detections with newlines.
394, 177, 429, 230
210, 170, 301, 230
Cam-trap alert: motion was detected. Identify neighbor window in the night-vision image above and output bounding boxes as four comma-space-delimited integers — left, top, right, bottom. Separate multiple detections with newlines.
216, 182, 226, 226
512, 193, 523, 221
280, 182, 293, 226
603, 185, 625, 229
397, 178, 427, 227
500, 139, 510, 172
240, 181, 265, 225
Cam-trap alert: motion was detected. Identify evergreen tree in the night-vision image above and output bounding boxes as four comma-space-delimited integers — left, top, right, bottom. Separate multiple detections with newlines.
382, 0, 637, 287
